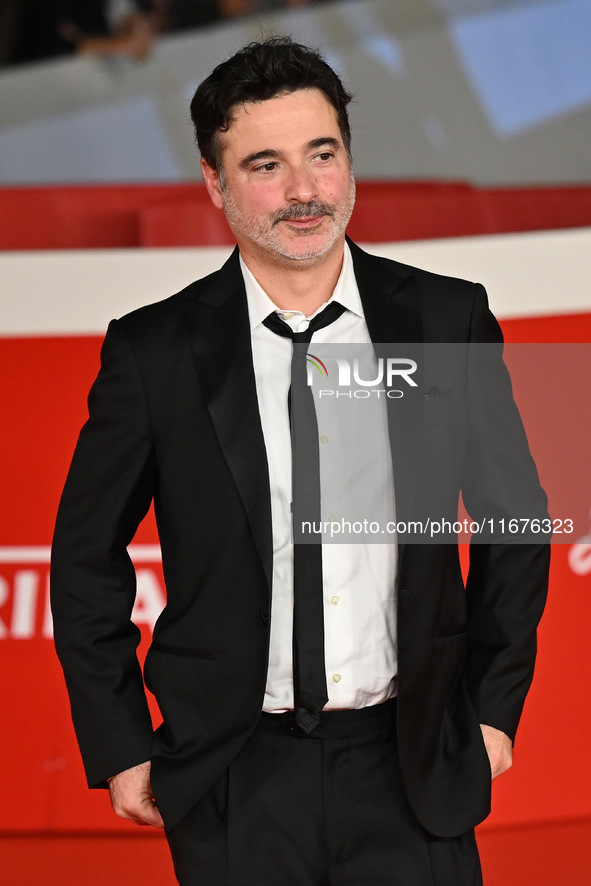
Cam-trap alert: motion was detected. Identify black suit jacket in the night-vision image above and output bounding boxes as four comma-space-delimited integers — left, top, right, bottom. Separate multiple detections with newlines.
51, 240, 550, 837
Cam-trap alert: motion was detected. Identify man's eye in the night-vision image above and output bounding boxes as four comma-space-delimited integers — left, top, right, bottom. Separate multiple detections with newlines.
315, 152, 334, 162
254, 162, 277, 173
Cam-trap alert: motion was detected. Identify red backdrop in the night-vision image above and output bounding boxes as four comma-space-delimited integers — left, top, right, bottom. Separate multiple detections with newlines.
1, 183, 590, 884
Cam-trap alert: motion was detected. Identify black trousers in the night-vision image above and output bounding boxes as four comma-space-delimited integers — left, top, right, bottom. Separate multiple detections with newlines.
165, 700, 483, 886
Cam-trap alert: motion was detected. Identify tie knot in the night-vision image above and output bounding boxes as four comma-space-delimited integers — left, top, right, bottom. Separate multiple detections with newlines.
263, 301, 346, 343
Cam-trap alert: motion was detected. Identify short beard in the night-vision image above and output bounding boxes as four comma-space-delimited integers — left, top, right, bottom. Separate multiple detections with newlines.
221, 177, 356, 263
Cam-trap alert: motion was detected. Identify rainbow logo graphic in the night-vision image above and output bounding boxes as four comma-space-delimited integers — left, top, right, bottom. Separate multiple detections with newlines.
306, 353, 329, 377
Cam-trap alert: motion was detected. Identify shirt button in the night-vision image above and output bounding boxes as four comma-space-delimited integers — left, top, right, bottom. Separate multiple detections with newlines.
332, 674, 342, 683
320, 435, 329, 444
282, 312, 294, 320
330, 595, 340, 605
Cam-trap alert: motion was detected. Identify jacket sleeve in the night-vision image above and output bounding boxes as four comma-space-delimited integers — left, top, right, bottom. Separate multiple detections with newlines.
462, 285, 550, 742
51, 319, 157, 788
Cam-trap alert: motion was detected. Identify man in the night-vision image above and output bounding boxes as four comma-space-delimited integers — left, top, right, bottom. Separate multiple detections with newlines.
51, 36, 550, 885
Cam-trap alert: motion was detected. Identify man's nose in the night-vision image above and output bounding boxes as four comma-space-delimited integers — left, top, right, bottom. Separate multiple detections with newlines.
285, 165, 318, 203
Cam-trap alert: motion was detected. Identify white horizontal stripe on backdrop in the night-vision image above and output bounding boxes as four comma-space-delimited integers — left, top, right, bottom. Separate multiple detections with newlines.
1, 228, 590, 336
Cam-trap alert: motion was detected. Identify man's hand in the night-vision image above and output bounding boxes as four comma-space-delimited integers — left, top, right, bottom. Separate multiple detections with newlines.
108, 760, 165, 828
480, 724, 513, 780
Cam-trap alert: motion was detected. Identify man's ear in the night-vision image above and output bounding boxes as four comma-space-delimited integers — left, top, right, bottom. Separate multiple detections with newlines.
201, 159, 224, 210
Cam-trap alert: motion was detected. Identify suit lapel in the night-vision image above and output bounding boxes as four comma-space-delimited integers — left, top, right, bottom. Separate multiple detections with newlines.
349, 241, 425, 546
181, 240, 425, 590
349, 241, 423, 346
182, 248, 273, 594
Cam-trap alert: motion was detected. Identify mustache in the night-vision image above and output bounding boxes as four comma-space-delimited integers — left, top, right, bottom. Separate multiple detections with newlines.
272, 202, 335, 226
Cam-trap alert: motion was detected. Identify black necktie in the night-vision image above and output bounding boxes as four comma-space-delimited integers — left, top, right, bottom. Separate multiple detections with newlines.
263, 301, 346, 733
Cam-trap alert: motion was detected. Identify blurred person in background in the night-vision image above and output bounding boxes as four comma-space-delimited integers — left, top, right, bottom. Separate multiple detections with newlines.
57, 0, 156, 61
12, 0, 156, 64
8, 0, 317, 66
165, 0, 314, 32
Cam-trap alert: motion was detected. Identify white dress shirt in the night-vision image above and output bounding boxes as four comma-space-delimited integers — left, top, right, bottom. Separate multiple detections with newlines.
241, 244, 398, 712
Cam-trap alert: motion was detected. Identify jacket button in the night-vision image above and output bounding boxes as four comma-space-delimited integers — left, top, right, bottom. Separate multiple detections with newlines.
260, 610, 270, 625
400, 588, 410, 597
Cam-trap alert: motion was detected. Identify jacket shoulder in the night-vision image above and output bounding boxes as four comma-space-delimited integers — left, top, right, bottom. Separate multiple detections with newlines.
115, 281, 197, 337
114, 247, 242, 341
348, 239, 500, 343
350, 239, 479, 296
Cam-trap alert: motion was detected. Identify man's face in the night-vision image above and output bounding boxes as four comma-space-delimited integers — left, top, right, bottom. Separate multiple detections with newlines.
201, 89, 355, 267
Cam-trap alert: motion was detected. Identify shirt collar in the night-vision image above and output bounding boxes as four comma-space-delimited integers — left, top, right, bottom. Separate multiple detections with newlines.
240, 242, 364, 331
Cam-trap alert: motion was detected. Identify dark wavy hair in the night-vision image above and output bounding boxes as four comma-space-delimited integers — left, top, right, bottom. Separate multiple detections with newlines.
190, 36, 353, 172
